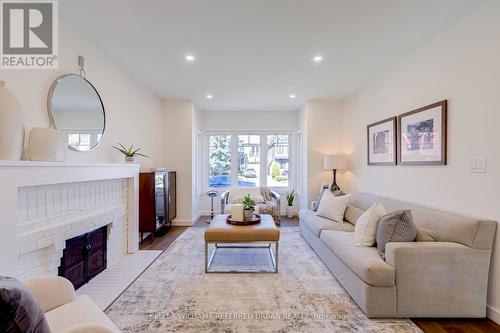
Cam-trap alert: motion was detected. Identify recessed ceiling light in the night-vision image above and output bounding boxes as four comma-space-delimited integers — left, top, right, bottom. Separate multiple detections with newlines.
313, 55, 323, 63
289, 94, 296, 99
206, 94, 213, 99
185, 54, 195, 62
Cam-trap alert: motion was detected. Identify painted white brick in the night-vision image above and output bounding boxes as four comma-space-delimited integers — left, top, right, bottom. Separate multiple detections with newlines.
16, 179, 129, 277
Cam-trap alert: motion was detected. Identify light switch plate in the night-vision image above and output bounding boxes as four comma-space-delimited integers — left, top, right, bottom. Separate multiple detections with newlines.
471, 158, 487, 173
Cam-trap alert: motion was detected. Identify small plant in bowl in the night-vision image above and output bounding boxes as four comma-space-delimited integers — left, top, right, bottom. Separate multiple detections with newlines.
112, 143, 148, 163
242, 194, 256, 221
286, 190, 296, 218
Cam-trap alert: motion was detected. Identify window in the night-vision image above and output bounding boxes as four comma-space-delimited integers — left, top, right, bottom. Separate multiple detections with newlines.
208, 135, 231, 187
238, 135, 260, 187
267, 135, 289, 187
206, 132, 292, 189
67, 133, 102, 151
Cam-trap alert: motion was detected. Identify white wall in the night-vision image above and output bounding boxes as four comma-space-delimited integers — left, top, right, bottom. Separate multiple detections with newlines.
0, 21, 163, 168
162, 99, 196, 225
341, 0, 500, 322
303, 100, 344, 207
202, 110, 298, 131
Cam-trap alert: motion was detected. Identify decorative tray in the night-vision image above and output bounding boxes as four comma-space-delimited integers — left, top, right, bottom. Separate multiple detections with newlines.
226, 214, 261, 226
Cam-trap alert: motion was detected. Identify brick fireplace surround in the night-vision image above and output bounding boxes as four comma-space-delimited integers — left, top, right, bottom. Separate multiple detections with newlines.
0, 162, 140, 280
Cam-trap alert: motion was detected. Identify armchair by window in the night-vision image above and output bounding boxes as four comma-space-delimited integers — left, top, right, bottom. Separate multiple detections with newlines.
220, 187, 281, 225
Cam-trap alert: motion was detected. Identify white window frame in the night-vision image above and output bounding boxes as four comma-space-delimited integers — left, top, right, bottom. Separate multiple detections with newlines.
203, 130, 294, 193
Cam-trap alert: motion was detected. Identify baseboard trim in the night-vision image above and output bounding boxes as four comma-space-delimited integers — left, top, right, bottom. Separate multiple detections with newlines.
171, 220, 194, 226
487, 305, 500, 324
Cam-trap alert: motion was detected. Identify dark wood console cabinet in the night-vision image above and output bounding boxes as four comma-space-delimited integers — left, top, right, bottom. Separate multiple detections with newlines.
139, 171, 176, 241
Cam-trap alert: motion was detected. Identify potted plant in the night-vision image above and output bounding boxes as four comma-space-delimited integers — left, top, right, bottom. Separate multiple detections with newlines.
242, 194, 256, 221
286, 190, 296, 218
112, 143, 148, 163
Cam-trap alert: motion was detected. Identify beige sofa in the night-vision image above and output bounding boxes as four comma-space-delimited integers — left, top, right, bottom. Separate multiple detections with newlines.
299, 192, 497, 318
23, 276, 121, 333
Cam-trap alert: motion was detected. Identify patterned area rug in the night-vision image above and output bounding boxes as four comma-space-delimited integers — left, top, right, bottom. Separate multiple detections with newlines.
106, 228, 421, 333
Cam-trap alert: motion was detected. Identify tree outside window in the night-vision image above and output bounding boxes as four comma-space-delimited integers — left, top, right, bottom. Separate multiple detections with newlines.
208, 135, 231, 187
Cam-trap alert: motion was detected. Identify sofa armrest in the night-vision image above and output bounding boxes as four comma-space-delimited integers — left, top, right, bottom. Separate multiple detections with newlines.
23, 276, 76, 313
60, 323, 117, 333
385, 241, 492, 316
270, 190, 280, 208
220, 190, 229, 213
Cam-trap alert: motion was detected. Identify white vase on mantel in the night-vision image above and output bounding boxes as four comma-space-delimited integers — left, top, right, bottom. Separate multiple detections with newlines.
0, 81, 24, 160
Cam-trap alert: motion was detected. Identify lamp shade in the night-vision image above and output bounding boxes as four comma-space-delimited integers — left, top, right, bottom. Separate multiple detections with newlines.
323, 154, 347, 170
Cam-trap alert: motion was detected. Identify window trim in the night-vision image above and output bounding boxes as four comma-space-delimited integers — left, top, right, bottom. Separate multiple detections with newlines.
204, 130, 294, 192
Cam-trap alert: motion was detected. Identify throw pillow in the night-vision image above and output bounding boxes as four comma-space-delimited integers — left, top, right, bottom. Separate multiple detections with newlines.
354, 203, 386, 247
312, 187, 344, 211
0, 276, 51, 333
315, 191, 351, 223
376, 210, 417, 258
416, 228, 437, 242
312, 186, 328, 211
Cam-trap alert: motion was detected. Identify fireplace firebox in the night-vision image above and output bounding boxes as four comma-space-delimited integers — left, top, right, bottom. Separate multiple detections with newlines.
58, 226, 107, 289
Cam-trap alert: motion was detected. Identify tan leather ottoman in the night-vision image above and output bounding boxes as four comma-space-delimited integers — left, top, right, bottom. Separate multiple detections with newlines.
204, 214, 280, 273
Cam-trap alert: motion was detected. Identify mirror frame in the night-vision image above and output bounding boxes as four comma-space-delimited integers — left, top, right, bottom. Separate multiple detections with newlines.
47, 74, 106, 152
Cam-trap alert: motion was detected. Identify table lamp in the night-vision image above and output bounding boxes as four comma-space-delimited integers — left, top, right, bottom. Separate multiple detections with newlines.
323, 154, 347, 192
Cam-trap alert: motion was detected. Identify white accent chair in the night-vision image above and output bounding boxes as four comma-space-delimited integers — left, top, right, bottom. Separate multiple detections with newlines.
221, 187, 281, 225
23, 276, 121, 333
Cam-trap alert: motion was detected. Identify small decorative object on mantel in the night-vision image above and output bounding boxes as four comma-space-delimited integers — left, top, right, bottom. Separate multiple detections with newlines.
112, 143, 148, 163
398, 100, 447, 165
242, 194, 256, 221
323, 154, 347, 192
28, 128, 67, 162
0, 81, 24, 160
286, 190, 296, 218
367, 116, 397, 165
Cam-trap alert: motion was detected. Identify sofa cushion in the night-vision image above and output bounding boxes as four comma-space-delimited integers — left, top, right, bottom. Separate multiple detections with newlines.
299, 209, 354, 237
320, 231, 395, 287
45, 295, 120, 333
344, 204, 365, 225
349, 192, 497, 249
0, 276, 51, 333
376, 210, 417, 257
416, 227, 438, 242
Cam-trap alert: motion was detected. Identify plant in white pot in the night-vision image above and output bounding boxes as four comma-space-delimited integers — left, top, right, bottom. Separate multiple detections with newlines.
112, 143, 148, 163
242, 194, 256, 221
286, 190, 296, 218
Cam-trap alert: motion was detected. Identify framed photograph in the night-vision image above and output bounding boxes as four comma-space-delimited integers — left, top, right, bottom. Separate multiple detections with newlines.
398, 100, 447, 165
367, 116, 397, 165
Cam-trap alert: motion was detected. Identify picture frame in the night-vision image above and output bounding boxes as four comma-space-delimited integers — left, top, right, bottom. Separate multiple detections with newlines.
367, 116, 397, 165
398, 100, 447, 165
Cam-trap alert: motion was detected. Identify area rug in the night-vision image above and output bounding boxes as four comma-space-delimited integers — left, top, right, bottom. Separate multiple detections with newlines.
106, 228, 422, 333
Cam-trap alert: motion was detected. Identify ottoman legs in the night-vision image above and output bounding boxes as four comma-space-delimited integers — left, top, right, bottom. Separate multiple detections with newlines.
205, 241, 278, 273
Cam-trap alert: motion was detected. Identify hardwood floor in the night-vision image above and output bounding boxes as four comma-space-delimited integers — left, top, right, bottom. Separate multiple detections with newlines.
139, 216, 499, 333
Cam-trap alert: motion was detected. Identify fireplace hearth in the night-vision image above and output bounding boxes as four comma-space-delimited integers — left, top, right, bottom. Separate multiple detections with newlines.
58, 226, 107, 289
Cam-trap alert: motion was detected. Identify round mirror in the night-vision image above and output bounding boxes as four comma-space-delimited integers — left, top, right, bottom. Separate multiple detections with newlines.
48, 74, 105, 151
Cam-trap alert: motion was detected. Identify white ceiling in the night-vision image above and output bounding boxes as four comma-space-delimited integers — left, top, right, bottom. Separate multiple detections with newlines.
61, 0, 485, 112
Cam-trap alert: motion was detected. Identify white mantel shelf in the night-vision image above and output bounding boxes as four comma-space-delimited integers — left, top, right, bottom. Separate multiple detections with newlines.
0, 161, 140, 277
0, 160, 140, 168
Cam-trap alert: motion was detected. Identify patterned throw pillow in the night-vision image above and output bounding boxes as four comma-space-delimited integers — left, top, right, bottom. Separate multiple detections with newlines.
0, 276, 51, 333
376, 210, 417, 258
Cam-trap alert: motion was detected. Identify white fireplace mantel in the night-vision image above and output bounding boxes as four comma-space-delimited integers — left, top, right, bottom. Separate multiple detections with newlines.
0, 161, 140, 277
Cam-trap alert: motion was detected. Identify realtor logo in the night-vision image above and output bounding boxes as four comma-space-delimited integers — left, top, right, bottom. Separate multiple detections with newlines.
1, 0, 58, 69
